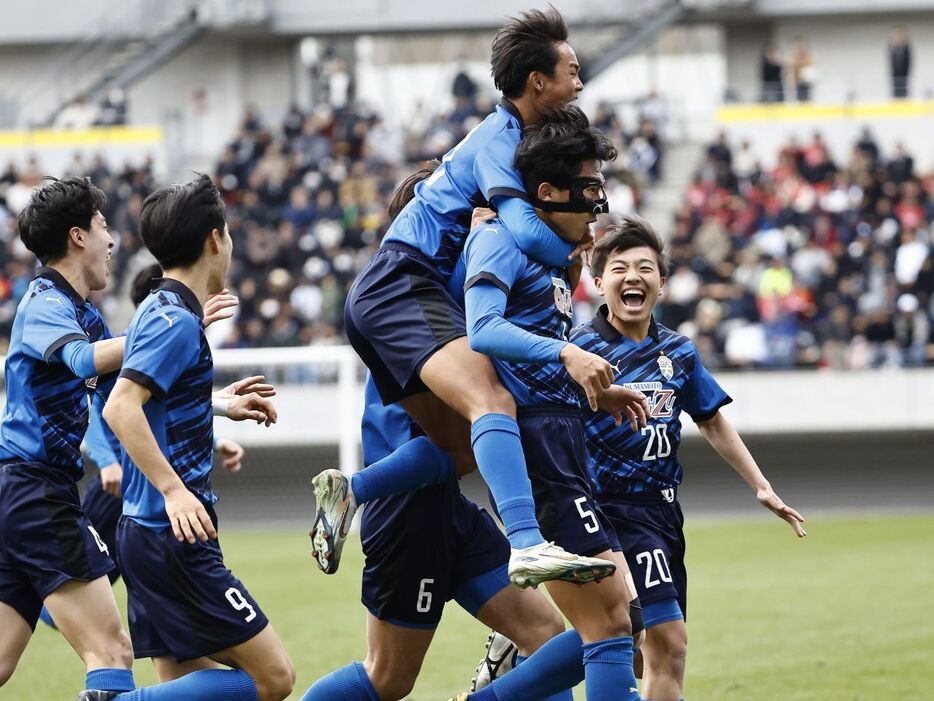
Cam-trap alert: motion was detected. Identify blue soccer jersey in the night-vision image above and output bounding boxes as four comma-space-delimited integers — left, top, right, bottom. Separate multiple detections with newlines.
571, 305, 732, 498
384, 100, 569, 281
463, 221, 578, 407
0, 267, 113, 476
118, 279, 216, 529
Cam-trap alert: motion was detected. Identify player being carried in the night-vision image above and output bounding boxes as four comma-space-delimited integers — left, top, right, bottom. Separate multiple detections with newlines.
102, 174, 295, 701
469, 216, 807, 701
312, 6, 647, 588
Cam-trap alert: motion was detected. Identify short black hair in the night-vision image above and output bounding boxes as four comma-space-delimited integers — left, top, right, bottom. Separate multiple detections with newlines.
388, 163, 436, 222
18, 176, 107, 264
491, 6, 569, 99
513, 105, 617, 195
138, 173, 226, 270
591, 215, 670, 279
130, 263, 164, 307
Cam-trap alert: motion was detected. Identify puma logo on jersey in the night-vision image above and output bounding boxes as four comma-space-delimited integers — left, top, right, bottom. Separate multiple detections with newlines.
46, 296, 64, 305
159, 311, 177, 327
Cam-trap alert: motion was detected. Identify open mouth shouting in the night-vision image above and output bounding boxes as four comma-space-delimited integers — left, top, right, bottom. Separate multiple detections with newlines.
621, 288, 646, 310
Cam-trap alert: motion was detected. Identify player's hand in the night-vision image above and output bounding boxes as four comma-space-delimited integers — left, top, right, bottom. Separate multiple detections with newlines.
99, 463, 123, 498
216, 438, 244, 472
203, 289, 238, 327
470, 206, 496, 231
164, 484, 217, 543
218, 375, 277, 398
568, 225, 596, 267
600, 386, 649, 431
560, 343, 614, 411
757, 487, 807, 537
227, 392, 278, 426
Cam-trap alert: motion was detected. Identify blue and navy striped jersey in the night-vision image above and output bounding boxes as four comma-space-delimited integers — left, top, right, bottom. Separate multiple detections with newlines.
0, 267, 113, 476
119, 279, 216, 529
383, 100, 525, 281
571, 305, 731, 498
464, 221, 578, 407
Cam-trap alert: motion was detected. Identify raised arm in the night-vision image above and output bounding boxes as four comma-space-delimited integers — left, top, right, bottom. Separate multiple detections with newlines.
696, 411, 807, 537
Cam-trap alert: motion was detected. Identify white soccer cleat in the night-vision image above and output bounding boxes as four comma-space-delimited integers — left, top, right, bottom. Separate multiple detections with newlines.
309, 469, 357, 574
471, 630, 518, 692
507, 541, 616, 590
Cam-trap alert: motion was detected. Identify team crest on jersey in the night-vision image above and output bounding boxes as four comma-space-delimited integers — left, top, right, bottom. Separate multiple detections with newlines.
551, 277, 572, 318
657, 353, 674, 381
85, 376, 99, 390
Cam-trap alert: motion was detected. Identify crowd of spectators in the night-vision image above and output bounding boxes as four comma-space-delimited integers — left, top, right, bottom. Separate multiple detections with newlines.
642, 127, 934, 370
0, 97, 654, 354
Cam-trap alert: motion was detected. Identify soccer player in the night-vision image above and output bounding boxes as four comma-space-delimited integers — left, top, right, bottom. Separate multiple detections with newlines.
299, 181, 572, 701
315, 7, 644, 588
38, 262, 254, 631
568, 216, 806, 701
102, 174, 295, 701
457, 110, 643, 701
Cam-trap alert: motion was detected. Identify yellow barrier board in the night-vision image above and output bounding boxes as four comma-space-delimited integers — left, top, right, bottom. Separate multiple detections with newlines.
717, 100, 934, 124
0, 125, 164, 148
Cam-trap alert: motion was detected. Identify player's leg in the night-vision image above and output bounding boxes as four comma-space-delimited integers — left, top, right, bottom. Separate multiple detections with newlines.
115, 514, 293, 701
640, 619, 687, 701
0, 602, 32, 686
151, 656, 223, 682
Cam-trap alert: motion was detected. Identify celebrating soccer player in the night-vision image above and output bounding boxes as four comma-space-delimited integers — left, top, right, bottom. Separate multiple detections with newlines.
102, 175, 295, 701
314, 6, 645, 589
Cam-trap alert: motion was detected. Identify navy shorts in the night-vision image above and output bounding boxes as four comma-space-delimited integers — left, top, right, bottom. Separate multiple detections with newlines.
601, 490, 687, 626
517, 406, 620, 558
361, 480, 510, 628
345, 243, 467, 406
117, 509, 268, 661
82, 475, 123, 583
0, 462, 115, 628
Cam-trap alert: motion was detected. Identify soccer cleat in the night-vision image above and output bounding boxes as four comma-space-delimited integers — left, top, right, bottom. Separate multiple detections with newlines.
471, 630, 518, 691
507, 541, 616, 589
310, 469, 358, 574
74, 692, 117, 701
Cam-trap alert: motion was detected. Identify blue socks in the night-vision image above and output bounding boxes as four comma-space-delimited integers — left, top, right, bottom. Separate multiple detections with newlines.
515, 655, 574, 701
113, 669, 258, 700
86, 668, 134, 693
582, 636, 641, 701
470, 414, 544, 550
300, 661, 380, 701
351, 436, 454, 504
471, 629, 584, 701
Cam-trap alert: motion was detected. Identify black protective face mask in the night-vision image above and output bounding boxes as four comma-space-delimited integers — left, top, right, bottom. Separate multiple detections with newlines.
534, 177, 609, 214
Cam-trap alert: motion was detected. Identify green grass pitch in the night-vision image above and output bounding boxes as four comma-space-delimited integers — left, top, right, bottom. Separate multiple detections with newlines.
7, 514, 933, 700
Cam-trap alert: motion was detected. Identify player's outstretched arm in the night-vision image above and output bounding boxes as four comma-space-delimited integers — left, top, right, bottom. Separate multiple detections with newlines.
217, 374, 277, 398
104, 378, 218, 543
90, 336, 126, 375
696, 411, 807, 537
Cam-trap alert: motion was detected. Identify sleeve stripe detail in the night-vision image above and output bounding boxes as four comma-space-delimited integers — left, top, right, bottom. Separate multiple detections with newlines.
43, 333, 89, 363
464, 272, 510, 295
119, 368, 166, 400
690, 396, 733, 423
488, 187, 529, 202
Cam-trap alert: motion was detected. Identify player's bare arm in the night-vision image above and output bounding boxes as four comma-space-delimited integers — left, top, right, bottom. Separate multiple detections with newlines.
558, 342, 614, 411
90, 336, 126, 375
596, 385, 649, 432
103, 377, 218, 543
696, 411, 807, 537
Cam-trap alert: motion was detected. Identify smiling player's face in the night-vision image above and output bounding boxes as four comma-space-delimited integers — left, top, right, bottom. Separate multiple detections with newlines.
596, 246, 666, 329
535, 42, 583, 109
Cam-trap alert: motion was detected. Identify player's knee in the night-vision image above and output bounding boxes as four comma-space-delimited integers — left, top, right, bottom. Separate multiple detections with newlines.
596, 598, 633, 640
471, 382, 516, 419
366, 657, 419, 701
254, 656, 295, 701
